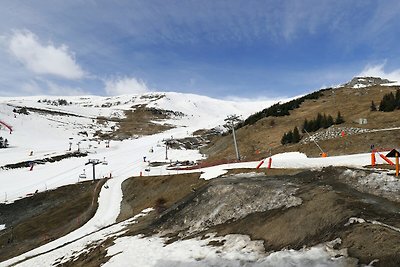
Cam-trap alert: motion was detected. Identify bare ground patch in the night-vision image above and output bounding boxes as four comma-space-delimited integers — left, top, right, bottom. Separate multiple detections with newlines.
202, 86, 400, 162
0, 179, 106, 262
96, 105, 176, 140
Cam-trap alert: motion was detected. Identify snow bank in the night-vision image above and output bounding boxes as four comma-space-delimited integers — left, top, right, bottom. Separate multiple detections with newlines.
341, 169, 400, 202
2, 209, 154, 267
104, 234, 351, 267
267, 152, 382, 169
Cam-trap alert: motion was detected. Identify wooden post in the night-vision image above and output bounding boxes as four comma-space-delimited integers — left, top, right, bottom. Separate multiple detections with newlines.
396, 152, 399, 177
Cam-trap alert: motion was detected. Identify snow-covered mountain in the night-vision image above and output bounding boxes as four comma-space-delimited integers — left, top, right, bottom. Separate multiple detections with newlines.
1, 89, 399, 266
0, 92, 279, 203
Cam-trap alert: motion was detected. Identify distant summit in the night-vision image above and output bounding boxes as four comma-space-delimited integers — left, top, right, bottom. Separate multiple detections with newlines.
343, 76, 394, 88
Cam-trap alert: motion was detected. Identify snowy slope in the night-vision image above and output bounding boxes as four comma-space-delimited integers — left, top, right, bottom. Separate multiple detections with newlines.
0, 92, 279, 204
1, 91, 391, 267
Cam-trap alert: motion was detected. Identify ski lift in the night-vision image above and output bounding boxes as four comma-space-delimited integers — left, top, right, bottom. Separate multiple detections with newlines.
79, 169, 87, 179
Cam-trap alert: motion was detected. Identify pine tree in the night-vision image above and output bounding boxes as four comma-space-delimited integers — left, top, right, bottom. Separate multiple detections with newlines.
379, 98, 386, 111
387, 92, 396, 111
286, 130, 293, 144
335, 111, 344, 124
321, 114, 329, 128
302, 119, 309, 133
380, 92, 396, 112
370, 100, 377, 111
396, 89, 400, 109
327, 115, 334, 126
292, 126, 301, 143
316, 113, 323, 129
281, 132, 288, 145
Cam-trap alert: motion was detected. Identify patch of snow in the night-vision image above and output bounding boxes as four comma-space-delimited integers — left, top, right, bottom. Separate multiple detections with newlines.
104, 234, 352, 267
270, 152, 308, 160
345, 217, 366, 226
160, 183, 302, 236
345, 217, 400, 233
2, 208, 154, 267
0, 224, 5, 231
342, 169, 400, 197
227, 172, 265, 178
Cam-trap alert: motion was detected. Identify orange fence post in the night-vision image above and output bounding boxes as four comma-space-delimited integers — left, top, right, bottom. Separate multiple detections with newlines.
267, 157, 272, 169
378, 152, 395, 166
371, 152, 376, 167
256, 160, 264, 169
396, 152, 399, 177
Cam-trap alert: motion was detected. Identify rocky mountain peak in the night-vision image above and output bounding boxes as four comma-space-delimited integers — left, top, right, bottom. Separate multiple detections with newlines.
343, 76, 394, 88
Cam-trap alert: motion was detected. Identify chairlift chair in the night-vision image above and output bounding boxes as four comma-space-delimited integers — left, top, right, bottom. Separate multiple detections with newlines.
79, 169, 87, 179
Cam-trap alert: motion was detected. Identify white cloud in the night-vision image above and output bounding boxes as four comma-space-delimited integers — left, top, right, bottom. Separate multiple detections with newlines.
104, 76, 150, 95
359, 62, 400, 83
9, 79, 89, 96
45, 81, 88, 96
8, 30, 85, 79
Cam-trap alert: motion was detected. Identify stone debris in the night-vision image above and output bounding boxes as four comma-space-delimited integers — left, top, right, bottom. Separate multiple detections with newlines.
301, 126, 370, 144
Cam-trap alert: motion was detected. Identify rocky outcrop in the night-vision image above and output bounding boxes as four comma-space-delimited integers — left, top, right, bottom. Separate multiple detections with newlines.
343, 76, 394, 88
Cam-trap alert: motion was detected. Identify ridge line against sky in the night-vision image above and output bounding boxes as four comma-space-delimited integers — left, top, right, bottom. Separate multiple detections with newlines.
1, 0, 400, 98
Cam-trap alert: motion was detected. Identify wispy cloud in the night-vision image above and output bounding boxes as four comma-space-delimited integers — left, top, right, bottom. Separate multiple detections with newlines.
359, 62, 400, 83
0, 78, 89, 96
104, 76, 150, 96
8, 30, 85, 79
45, 81, 88, 96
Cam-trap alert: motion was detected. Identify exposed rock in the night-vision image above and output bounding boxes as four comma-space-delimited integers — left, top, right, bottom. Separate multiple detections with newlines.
301, 126, 370, 144
343, 76, 394, 88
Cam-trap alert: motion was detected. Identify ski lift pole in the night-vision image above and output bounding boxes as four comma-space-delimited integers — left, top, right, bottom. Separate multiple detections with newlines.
165, 140, 168, 160
303, 128, 325, 155
231, 123, 240, 161
85, 159, 101, 181
225, 115, 241, 161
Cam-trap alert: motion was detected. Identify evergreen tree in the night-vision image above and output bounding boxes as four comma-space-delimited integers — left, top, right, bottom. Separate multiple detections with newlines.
286, 130, 293, 144
379, 92, 396, 112
335, 111, 345, 124
302, 119, 309, 133
396, 89, 400, 109
316, 113, 323, 129
379, 98, 386, 111
327, 115, 334, 126
387, 92, 396, 111
370, 100, 377, 111
321, 114, 329, 128
281, 132, 287, 145
292, 126, 301, 143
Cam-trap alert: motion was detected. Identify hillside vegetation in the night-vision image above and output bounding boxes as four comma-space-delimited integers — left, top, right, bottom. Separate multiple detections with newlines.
202, 80, 400, 161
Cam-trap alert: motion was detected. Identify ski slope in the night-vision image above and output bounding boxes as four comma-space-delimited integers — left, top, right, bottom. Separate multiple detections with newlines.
0, 92, 394, 266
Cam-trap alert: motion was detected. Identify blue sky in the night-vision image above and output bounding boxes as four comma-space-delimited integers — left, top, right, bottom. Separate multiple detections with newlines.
1, 0, 400, 99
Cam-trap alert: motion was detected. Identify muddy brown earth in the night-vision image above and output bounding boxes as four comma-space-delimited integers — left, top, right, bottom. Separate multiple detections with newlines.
2, 167, 400, 267
0, 179, 105, 262
122, 167, 399, 267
